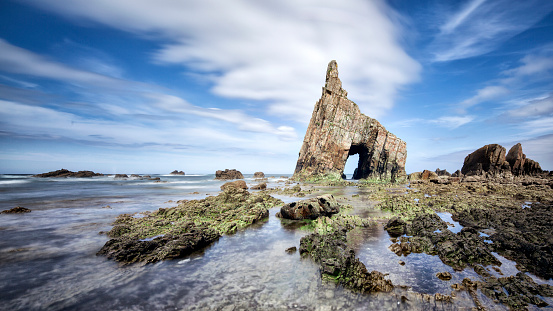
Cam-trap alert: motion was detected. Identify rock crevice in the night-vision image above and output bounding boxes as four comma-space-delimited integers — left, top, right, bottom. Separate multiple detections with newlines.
293, 60, 406, 181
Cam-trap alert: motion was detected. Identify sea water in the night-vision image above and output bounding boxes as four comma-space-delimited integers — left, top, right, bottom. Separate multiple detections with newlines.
1, 174, 551, 310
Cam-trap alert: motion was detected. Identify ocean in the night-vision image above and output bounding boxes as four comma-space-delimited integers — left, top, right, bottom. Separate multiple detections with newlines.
1, 174, 550, 310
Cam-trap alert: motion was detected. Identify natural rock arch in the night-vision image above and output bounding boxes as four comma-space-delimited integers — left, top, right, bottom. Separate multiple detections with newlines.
293, 60, 407, 181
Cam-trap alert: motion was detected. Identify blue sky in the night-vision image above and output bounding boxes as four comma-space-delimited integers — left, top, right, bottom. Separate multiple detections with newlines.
0, 0, 552, 175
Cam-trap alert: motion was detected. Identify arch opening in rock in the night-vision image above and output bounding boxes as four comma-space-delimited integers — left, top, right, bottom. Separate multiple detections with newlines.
346, 144, 371, 180
343, 153, 359, 179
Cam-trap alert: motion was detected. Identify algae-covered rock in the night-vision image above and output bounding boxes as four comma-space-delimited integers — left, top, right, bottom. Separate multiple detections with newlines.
98, 188, 283, 264
299, 226, 393, 293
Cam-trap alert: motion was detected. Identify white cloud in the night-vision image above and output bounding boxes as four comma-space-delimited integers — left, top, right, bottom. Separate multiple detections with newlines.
0, 39, 123, 87
429, 115, 475, 129
149, 93, 298, 141
458, 86, 509, 112
432, 0, 553, 62
455, 48, 553, 113
506, 94, 553, 118
440, 0, 486, 35
21, 0, 421, 122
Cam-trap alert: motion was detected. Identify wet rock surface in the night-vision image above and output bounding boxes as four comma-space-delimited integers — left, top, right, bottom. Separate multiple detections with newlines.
98, 188, 283, 264
455, 201, 553, 279
33, 169, 103, 178
276, 194, 339, 220
371, 173, 553, 310
300, 226, 394, 293
386, 213, 500, 271
477, 272, 553, 310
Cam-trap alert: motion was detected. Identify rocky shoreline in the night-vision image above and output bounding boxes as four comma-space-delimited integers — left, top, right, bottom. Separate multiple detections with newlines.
95, 172, 553, 309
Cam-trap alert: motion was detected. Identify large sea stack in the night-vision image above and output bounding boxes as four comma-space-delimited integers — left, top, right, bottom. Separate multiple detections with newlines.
293, 60, 407, 181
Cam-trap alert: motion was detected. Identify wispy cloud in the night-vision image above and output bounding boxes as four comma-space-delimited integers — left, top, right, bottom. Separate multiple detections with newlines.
0, 39, 124, 87
455, 48, 553, 113
432, 0, 553, 62
150, 94, 298, 141
505, 94, 553, 118
429, 115, 475, 129
21, 0, 421, 122
457, 86, 509, 113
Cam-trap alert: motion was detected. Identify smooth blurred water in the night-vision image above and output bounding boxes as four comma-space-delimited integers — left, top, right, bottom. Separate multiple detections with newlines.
1, 174, 551, 310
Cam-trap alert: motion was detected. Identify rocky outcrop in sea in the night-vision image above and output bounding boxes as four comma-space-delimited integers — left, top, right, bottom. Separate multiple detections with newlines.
293, 60, 407, 182
33, 169, 103, 178
215, 169, 244, 180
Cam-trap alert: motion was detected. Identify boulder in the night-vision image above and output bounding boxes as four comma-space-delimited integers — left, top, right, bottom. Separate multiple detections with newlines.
384, 217, 406, 237
215, 169, 244, 180
250, 182, 267, 190
170, 170, 185, 175
253, 172, 265, 178
220, 180, 248, 191
276, 194, 339, 220
114, 174, 129, 179
293, 60, 406, 182
409, 170, 438, 181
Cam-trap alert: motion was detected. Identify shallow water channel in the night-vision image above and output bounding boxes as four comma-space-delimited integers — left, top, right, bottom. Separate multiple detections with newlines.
1, 177, 552, 310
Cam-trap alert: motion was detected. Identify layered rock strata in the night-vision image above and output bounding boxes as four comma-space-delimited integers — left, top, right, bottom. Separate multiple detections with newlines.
293, 60, 406, 181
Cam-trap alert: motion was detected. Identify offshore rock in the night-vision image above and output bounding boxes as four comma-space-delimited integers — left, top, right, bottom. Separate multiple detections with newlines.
276, 194, 339, 220
215, 169, 244, 180
170, 170, 185, 175
1, 206, 31, 214
253, 172, 265, 178
462, 143, 542, 177
293, 60, 407, 181
33, 169, 103, 178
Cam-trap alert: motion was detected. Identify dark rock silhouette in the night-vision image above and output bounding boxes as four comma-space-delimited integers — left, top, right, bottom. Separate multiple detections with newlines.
170, 170, 185, 175
462, 143, 542, 176
293, 60, 406, 181
33, 169, 103, 178
1, 206, 31, 214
